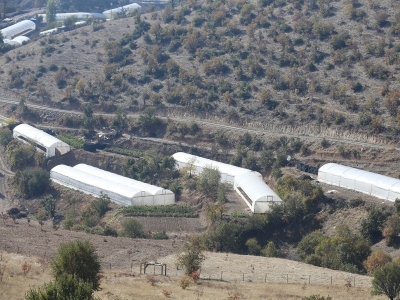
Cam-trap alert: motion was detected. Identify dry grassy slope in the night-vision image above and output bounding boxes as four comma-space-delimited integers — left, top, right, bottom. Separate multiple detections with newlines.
0, 251, 385, 300
1, 0, 400, 138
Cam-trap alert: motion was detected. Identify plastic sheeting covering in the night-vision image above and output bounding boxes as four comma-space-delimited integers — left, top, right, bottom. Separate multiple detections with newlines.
38, 12, 106, 22
103, 3, 141, 18
73, 164, 175, 203
51, 165, 148, 206
13, 124, 70, 158
318, 163, 400, 202
172, 152, 249, 184
1, 20, 35, 39
172, 152, 282, 213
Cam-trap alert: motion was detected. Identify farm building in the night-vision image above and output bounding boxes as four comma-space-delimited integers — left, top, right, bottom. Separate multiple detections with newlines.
50, 164, 175, 206
103, 3, 141, 19
318, 163, 400, 202
1, 20, 35, 39
13, 124, 70, 158
38, 12, 106, 23
172, 152, 282, 213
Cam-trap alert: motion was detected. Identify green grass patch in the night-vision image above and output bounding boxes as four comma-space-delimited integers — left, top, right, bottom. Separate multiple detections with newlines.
105, 147, 143, 158
57, 134, 84, 149
121, 205, 198, 218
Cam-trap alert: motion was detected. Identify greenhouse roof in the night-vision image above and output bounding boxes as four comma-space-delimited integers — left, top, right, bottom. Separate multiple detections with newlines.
172, 152, 250, 177
51, 165, 148, 198
73, 164, 172, 195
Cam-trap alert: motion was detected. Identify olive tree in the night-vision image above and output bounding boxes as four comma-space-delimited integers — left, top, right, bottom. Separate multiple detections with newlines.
196, 167, 221, 199
52, 240, 101, 291
372, 261, 400, 300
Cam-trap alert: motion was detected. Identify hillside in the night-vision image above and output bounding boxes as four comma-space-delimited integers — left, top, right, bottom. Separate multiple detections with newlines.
2, 0, 400, 141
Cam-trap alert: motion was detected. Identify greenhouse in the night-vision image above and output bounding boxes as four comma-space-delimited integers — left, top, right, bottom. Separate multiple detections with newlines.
318, 163, 400, 202
103, 3, 141, 19
38, 12, 106, 23
172, 152, 282, 213
73, 164, 175, 205
1, 20, 36, 39
51, 165, 153, 206
13, 124, 70, 158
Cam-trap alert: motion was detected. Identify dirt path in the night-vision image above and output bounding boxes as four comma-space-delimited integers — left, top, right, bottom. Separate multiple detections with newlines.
0, 99, 396, 150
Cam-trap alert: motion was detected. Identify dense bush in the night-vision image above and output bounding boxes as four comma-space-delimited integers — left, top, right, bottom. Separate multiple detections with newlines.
13, 168, 50, 198
119, 218, 145, 238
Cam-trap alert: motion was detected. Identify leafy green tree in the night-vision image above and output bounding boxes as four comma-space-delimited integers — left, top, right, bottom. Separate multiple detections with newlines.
372, 261, 400, 300
25, 273, 97, 300
6, 140, 35, 170
176, 236, 205, 274
52, 240, 101, 291
91, 193, 111, 217
383, 215, 400, 245
46, 0, 57, 24
297, 231, 327, 260
0, 127, 12, 146
120, 218, 145, 238
245, 238, 261, 255
40, 195, 57, 218
360, 208, 390, 243
13, 169, 50, 198
261, 241, 280, 258
196, 167, 221, 199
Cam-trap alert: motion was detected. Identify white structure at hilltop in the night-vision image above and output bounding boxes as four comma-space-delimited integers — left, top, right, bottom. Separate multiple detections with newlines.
103, 3, 141, 19
318, 163, 400, 202
172, 152, 282, 213
50, 164, 175, 206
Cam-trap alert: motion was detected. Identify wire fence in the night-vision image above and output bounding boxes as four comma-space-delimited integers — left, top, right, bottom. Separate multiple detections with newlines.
99, 262, 373, 288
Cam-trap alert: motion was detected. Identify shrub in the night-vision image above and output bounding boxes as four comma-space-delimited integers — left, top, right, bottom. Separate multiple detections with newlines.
120, 218, 145, 238
179, 277, 191, 289
245, 238, 261, 255
52, 240, 101, 291
261, 241, 280, 258
13, 168, 50, 198
383, 215, 400, 245
153, 231, 169, 240
363, 250, 392, 273
176, 237, 205, 274
0, 127, 12, 147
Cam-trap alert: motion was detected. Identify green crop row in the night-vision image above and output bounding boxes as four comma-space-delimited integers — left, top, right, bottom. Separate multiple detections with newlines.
57, 135, 85, 149
121, 205, 198, 218
105, 147, 143, 158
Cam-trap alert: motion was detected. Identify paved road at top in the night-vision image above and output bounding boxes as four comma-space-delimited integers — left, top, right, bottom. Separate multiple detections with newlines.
0, 99, 397, 151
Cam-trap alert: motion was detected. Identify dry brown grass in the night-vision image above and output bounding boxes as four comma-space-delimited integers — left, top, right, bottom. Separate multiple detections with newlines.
0, 250, 384, 300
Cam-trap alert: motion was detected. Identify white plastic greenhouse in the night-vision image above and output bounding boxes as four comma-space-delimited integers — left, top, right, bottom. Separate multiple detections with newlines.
1, 20, 36, 39
73, 164, 175, 205
103, 3, 141, 19
172, 152, 282, 213
318, 163, 400, 202
13, 124, 70, 158
38, 12, 106, 23
51, 165, 151, 206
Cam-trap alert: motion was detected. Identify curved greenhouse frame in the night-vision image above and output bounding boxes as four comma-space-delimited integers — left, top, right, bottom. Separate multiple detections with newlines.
318, 163, 400, 201
1, 20, 36, 39
13, 124, 70, 158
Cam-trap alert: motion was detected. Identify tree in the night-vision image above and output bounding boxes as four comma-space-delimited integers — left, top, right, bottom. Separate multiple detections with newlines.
383, 215, 400, 245
52, 240, 101, 291
13, 169, 50, 198
245, 238, 261, 255
25, 273, 97, 300
364, 250, 392, 274
40, 195, 57, 218
6, 141, 35, 170
46, 0, 57, 24
360, 208, 390, 243
176, 236, 205, 275
196, 167, 221, 199
372, 261, 400, 300
0, 127, 12, 147
120, 218, 145, 238
261, 241, 280, 258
